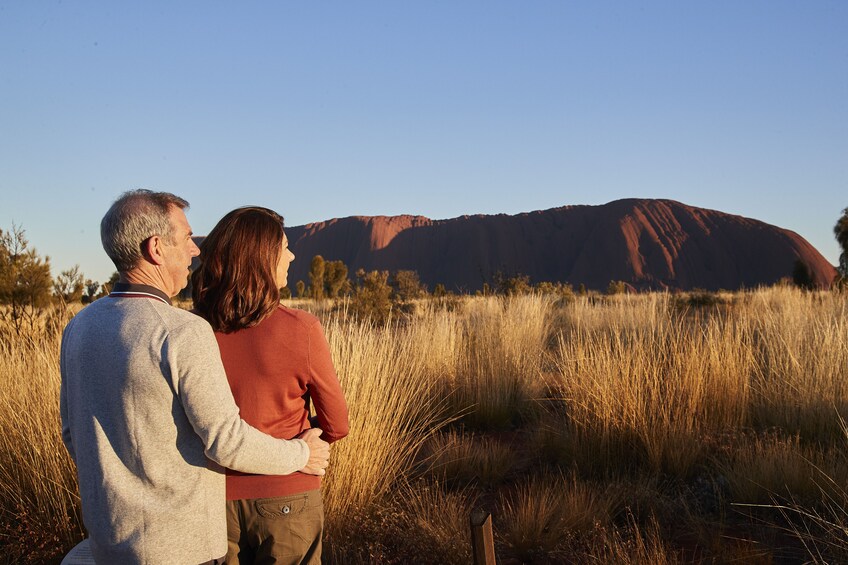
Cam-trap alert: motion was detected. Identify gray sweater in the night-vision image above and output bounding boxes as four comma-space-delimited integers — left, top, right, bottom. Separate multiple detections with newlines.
60, 294, 310, 564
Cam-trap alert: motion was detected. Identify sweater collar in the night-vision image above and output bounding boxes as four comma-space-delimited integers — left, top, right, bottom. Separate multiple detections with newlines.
110, 282, 172, 306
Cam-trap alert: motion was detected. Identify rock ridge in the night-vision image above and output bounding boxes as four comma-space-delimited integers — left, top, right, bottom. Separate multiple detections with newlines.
276, 198, 836, 292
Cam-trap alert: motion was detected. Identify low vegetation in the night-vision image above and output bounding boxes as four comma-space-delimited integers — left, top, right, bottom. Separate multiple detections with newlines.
1, 286, 847, 563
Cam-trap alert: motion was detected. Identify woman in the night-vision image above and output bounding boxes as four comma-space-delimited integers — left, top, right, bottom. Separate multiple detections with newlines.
192, 206, 349, 565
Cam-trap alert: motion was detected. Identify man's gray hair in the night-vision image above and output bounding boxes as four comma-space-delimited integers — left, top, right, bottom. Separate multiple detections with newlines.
101, 189, 190, 272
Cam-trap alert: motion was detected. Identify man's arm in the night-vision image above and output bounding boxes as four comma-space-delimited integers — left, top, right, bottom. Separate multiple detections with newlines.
166, 318, 328, 475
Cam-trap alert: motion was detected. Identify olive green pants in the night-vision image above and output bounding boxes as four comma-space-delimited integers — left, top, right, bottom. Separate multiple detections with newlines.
226, 489, 323, 565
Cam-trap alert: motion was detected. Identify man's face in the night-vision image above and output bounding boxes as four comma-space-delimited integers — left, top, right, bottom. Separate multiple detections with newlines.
161, 206, 200, 297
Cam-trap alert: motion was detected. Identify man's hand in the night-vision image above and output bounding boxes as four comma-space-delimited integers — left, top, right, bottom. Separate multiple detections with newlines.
297, 428, 330, 476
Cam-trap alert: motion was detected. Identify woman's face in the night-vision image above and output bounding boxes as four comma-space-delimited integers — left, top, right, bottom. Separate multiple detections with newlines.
275, 233, 295, 288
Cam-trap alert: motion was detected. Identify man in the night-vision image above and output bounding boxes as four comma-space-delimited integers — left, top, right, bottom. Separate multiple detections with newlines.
60, 190, 330, 564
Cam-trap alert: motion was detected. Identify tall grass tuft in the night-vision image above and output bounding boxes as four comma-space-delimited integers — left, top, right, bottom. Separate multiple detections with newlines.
424, 430, 516, 488
745, 287, 848, 442
0, 306, 82, 562
551, 295, 751, 477
320, 316, 450, 527
499, 472, 619, 561
589, 513, 684, 565
453, 295, 552, 429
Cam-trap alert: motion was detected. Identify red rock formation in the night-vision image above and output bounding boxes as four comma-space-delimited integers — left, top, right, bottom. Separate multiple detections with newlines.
277, 199, 837, 292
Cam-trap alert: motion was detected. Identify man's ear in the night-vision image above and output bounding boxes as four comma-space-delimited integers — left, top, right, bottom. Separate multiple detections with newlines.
141, 236, 166, 266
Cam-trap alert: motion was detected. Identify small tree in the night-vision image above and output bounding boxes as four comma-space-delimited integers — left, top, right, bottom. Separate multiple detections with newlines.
390, 270, 426, 302
324, 260, 350, 299
835, 207, 848, 279
351, 269, 393, 324
54, 265, 85, 304
279, 287, 292, 300
83, 279, 101, 303
309, 255, 325, 300
535, 281, 575, 299
295, 280, 306, 299
97, 271, 120, 299
0, 225, 53, 334
0, 232, 10, 302
494, 271, 531, 295
606, 280, 627, 295
433, 283, 447, 298
536, 281, 555, 295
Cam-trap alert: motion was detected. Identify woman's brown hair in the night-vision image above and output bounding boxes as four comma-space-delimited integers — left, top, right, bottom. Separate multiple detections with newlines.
191, 206, 286, 333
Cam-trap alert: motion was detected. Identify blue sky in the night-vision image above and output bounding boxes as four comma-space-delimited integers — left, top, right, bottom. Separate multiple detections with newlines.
1, 2, 846, 283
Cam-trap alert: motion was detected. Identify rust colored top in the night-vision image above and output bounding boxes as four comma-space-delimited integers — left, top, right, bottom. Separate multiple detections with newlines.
214, 306, 349, 500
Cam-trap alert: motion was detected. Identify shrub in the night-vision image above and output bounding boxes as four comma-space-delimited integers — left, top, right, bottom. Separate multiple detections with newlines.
606, 280, 627, 295
350, 269, 393, 324
493, 271, 532, 295
390, 270, 427, 302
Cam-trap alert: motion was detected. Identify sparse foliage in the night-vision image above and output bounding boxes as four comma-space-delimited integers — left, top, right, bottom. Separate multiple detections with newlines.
494, 271, 531, 295
97, 272, 120, 299
835, 207, 848, 279
83, 279, 100, 303
324, 260, 350, 298
536, 281, 575, 300
351, 269, 392, 323
309, 255, 325, 299
0, 225, 53, 334
390, 269, 426, 302
54, 265, 84, 304
606, 280, 627, 295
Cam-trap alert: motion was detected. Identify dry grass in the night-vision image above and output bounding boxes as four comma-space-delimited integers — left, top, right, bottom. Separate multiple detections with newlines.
550, 302, 753, 477
720, 432, 846, 504
1, 287, 847, 563
320, 315, 451, 525
0, 305, 82, 563
587, 513, 685, 565
439, 294, 553, 429
499, 472, 620, 561
423, 430, 516, 488
745, 288, 848, 443
323, 481, 476, 565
